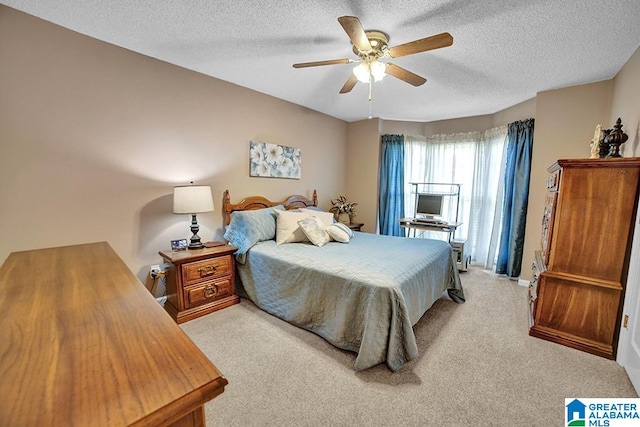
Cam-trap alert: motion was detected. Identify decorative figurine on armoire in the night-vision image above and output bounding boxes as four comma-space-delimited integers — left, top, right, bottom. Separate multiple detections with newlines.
605, 117, 629, 158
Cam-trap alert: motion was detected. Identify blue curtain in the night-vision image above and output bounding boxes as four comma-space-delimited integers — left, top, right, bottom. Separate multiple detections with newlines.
496, 119, 535, 277
378, 135, 405, 236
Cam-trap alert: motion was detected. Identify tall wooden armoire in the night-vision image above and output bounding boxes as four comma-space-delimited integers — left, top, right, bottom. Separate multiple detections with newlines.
529, 158, 640, 359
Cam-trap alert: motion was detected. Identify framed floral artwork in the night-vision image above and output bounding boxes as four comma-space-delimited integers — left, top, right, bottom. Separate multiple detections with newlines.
249, 140, 301, 179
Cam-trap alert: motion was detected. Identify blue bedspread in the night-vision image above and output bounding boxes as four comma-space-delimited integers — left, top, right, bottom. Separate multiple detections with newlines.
236, 232, 464, 371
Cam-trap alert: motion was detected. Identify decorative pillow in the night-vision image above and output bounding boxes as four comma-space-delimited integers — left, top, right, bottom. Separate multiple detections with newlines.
275, 209, 314, 244
300, 208, 335, 227
297, 216, 331, 247
327, 222, 354, 243
300, 206, 324, 212
223, 205, 285, 263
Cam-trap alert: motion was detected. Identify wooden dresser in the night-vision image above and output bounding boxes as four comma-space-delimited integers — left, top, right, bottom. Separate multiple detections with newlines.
0, 242, 227, 426
529, 158, 640, 359
160, 244, 240, 324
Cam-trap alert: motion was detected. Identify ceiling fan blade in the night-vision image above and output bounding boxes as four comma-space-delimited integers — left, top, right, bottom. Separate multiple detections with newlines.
386, 63, 427, 86
338, 16, 372, 52
339, 74, 358, 94
388, 32, 453, 58
293, 58, 352, 68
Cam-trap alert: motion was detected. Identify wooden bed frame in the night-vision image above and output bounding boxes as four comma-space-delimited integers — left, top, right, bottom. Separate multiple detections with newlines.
223, 189, 318, 225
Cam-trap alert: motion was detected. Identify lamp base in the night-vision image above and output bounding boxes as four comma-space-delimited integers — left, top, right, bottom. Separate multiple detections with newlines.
188, 241, 205, 250
188, 213, 205, 250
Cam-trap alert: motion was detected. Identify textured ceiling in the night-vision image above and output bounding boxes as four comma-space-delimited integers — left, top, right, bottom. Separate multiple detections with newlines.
3, 0, 640, 123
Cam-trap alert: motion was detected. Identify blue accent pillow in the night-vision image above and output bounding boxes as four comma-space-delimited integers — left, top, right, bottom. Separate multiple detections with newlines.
223, 205, 285, 264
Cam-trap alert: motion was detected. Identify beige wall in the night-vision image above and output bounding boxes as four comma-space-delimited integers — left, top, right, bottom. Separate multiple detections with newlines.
520, 80, 613, 280
380, 98, 536, 136
421, 114, 495, 136
0, 6, 348, 281
378, 119, 424, 136
493, 98, 537, 128
346, 119, 381, 233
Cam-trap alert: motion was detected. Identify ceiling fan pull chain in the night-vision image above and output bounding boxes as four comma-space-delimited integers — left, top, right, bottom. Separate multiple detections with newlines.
368, 79, 373, 119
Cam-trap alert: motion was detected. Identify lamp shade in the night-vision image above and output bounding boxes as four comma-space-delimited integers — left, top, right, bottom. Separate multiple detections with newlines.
173, 185, 214, 214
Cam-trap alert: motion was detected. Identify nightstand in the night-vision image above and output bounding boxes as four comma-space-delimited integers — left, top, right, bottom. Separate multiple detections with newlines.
348, 222, 364, 231
159, 244, 239, 324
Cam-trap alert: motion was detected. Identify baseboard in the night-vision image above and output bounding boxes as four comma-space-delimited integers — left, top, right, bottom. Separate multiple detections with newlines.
518, 278, 529, 287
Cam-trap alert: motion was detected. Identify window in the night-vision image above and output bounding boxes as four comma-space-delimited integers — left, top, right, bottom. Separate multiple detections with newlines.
404, 127, 507, 267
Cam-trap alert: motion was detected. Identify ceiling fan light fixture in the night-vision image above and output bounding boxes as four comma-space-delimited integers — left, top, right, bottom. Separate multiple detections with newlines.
353, 63, 370, 83
370, 60, 386, 81
353, 60, 386, 83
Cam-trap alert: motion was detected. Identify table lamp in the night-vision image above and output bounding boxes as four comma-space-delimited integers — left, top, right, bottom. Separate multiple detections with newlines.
173, 183, 214, 250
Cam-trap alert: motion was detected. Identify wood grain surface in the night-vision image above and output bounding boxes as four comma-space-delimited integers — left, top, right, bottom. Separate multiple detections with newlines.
0, 242, 227, 426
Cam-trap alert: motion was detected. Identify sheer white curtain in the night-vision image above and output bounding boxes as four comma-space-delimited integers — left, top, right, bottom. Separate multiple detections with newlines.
404, 127, 507, 268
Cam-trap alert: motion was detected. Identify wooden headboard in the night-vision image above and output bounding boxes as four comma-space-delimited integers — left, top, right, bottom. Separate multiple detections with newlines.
223, 190, 318, 225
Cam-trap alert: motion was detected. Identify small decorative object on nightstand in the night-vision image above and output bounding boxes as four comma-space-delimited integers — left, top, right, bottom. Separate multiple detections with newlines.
160, 244, 240, 323
347, 222, 364, 231
330, 195, 358, 224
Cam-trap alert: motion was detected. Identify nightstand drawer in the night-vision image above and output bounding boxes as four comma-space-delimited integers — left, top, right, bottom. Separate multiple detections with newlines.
182, 256, 232, 285
185, 278, 233, 309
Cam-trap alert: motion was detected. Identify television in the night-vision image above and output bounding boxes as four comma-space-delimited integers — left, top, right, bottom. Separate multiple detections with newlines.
415, 193, 444, 219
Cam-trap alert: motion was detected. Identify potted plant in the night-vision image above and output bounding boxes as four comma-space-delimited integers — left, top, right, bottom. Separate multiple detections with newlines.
330, 195, 357, 224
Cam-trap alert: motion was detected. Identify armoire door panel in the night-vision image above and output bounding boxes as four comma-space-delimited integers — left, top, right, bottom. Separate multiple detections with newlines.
548, 166, 639, 282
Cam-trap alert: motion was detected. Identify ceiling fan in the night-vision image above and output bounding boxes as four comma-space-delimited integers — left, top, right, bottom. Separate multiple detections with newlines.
293, 16, 454, 94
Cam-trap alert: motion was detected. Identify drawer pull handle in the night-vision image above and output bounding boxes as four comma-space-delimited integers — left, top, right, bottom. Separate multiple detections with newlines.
198, 265, 217, 277
204, 285, 217, 298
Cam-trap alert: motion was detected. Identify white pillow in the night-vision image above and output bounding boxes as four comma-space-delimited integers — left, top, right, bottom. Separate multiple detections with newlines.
327, 222, 354, 243
300, 208, 334, 227
276, 210, 314, 244
297, 216, 331, 247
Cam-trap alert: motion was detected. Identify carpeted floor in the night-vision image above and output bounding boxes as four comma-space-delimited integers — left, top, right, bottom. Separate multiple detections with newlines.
181, 267, 637, 426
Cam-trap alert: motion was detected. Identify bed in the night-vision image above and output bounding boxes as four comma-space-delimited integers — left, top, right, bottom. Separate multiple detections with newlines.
222, 190, 465, 371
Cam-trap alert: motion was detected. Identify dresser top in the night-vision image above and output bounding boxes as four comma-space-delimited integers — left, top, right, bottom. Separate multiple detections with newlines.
0, 242, 227, 426
549, 157, 640, 172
